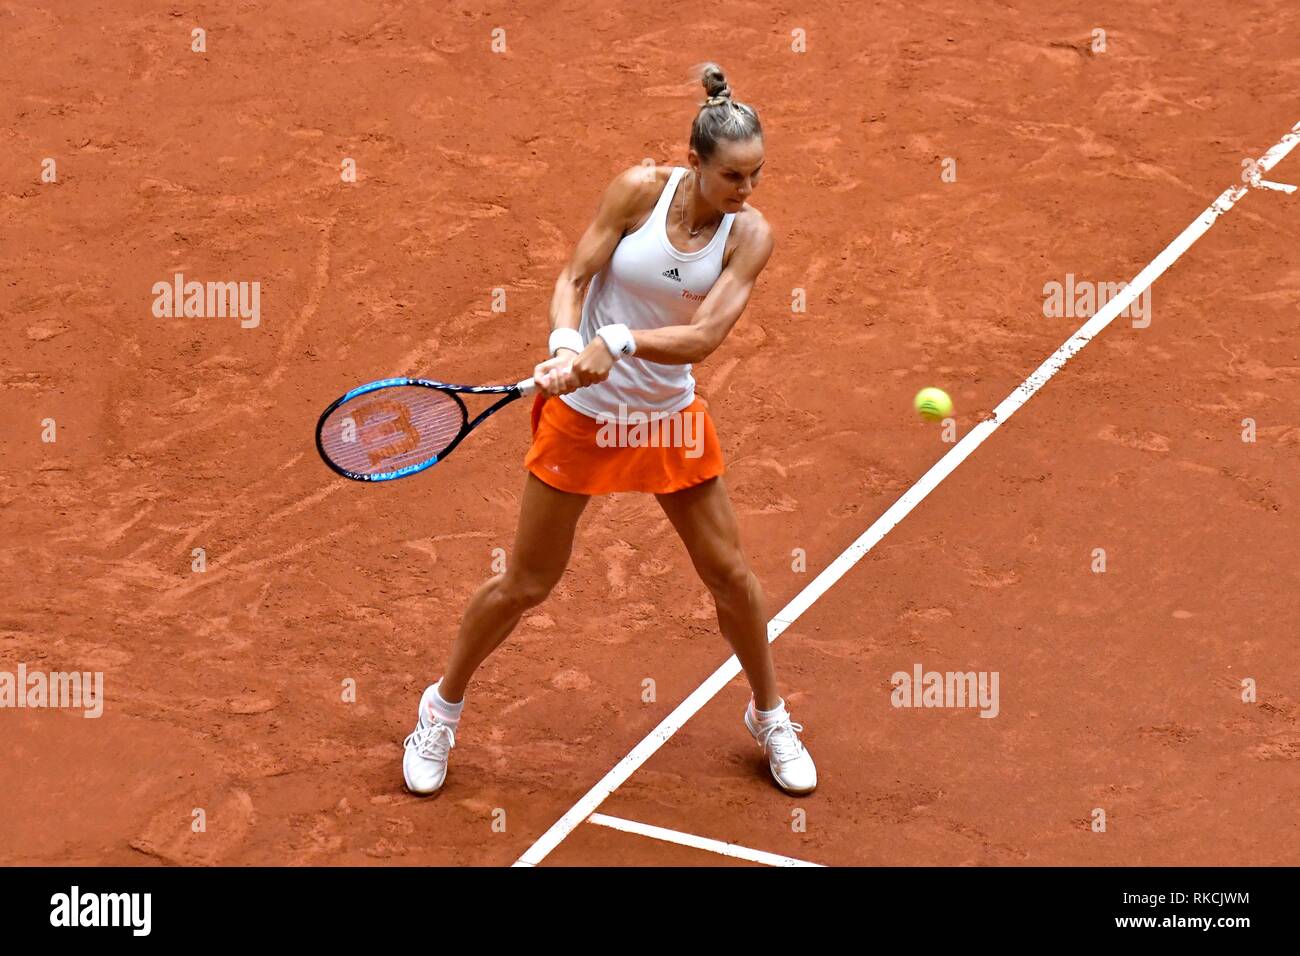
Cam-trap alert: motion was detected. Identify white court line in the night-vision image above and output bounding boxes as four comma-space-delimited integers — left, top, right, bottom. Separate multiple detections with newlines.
514, 120, 1300, 868
1254, 178, 1296, 194
585, 813, 825, 867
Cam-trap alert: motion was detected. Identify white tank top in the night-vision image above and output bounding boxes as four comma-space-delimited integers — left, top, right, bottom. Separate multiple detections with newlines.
560, 166, 736, 420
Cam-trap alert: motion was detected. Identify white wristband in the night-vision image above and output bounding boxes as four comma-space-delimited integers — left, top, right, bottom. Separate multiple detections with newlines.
595, 324, 636, 361
549, 327, 584, 357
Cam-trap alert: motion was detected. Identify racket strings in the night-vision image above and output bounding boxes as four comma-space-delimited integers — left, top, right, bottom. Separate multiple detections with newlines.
320, 388, 466, 476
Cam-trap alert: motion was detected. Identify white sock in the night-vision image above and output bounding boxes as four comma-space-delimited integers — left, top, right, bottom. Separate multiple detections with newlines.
427, 679, 465, 728
751, 697, 787, 724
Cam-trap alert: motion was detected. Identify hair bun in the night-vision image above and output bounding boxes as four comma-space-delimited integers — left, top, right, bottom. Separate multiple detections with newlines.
704, 86, 733, 107
696, 61, 732, 104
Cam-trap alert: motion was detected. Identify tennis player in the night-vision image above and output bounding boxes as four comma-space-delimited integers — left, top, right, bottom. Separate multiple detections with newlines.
403, 63, 816, 798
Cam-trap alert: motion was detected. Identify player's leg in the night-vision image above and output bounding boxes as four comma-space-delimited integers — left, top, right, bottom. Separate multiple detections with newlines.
404, 471, 589, 795
440, 470, 590, 701
654, 475, 778, 709
655, 474, 816, 794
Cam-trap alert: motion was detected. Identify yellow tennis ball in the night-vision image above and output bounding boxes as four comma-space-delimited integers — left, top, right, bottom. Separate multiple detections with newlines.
914, 387, 953, 421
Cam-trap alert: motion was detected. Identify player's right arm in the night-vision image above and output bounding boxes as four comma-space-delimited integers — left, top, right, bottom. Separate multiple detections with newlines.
535, 167, 649, 395
552, 165, 647, 337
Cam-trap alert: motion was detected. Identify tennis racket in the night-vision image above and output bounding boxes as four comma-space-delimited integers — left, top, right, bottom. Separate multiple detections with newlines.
316, 372, 548, 482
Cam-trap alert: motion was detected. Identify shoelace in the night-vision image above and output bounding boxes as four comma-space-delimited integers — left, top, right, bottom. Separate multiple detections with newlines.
404, 721, 456, 761
754, 716, 805, 764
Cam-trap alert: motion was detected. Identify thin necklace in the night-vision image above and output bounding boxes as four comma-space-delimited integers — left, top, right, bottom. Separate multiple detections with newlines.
679, 170, 720, 238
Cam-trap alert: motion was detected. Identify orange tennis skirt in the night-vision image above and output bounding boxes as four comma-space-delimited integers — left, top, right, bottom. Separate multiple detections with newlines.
524, 392, 725, 495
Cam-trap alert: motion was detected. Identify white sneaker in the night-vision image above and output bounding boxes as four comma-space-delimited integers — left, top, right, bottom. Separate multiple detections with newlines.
402, 684, 457, 796
744, 700, 817, 795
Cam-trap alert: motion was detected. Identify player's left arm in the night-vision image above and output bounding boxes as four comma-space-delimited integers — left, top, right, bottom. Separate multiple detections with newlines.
631, 214, 775, 365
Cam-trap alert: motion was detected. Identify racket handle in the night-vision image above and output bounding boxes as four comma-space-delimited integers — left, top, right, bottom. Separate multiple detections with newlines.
518, 361, 575, 398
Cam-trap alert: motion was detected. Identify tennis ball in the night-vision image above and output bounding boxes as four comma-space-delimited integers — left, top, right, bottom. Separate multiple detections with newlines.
914, 387, 953, 421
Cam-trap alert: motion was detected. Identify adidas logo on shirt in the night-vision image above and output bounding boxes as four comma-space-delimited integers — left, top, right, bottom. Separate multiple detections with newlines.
661, 267, 681, 282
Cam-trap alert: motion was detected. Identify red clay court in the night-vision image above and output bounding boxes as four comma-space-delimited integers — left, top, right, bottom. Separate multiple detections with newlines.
2, 1, 1298, 867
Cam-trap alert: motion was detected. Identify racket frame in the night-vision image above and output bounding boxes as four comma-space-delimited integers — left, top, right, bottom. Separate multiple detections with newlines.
315, 375, 537, 482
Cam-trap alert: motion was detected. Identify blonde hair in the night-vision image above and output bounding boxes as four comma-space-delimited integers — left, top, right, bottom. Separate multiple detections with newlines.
689, 62, 762, 162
